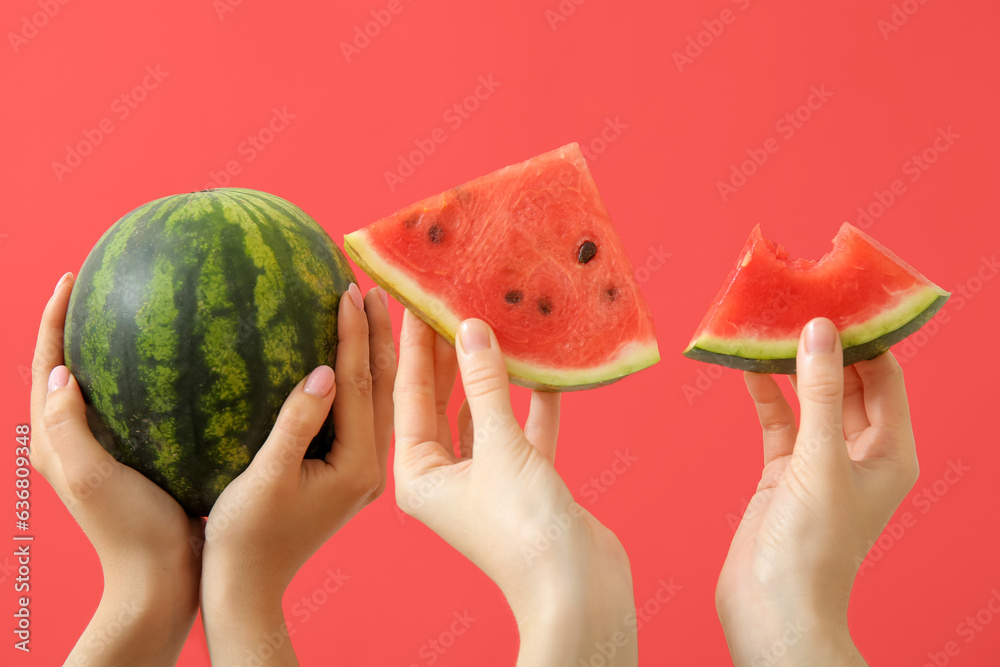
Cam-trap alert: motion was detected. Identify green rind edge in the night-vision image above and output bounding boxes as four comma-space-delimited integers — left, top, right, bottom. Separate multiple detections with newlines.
682, 292, 950, 374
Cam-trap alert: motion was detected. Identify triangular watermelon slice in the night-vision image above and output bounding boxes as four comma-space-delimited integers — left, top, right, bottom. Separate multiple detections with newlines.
683, 223, 950, 373
345, 143, 659, 390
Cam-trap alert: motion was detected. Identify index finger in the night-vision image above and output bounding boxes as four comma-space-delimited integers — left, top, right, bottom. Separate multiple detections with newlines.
854, 352, 914, 439
31, 273, 75, 420
329, 284, 377, 471
392, 311, 452, 470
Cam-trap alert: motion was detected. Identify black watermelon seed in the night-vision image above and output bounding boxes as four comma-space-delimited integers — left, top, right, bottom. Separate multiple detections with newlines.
427, 223, 444, 244
578, 240, 598, 264
537, 297, 553, 316
504, 290, 523, 304
606, 286, 619, 301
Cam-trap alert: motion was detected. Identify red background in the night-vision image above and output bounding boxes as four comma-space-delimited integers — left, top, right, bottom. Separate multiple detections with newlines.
2, 0, 999, 664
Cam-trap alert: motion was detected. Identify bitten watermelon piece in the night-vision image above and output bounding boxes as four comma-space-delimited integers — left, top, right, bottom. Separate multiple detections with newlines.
683, 223, 950, 374
345, 143, 659, 391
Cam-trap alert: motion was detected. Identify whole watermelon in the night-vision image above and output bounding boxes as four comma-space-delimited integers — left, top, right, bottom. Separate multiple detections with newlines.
64, 188, 355, 516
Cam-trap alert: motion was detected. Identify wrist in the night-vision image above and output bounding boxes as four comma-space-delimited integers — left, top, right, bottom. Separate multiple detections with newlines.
200, 549, 297, 664
201, 544, 286, 612
64, 571, 200, 667
512, 575, 637, 667
100, 551, 201, 625
201, 585, 293, 666
719, 601, 863, 666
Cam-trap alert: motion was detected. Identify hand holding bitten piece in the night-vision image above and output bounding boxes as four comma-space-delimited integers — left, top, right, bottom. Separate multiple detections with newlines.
717, 317, 920, 666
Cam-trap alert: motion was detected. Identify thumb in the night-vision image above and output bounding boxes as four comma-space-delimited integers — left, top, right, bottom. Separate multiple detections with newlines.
793, 318, 849, 471
454, 319, 521, 457
255, 366, 336, 474
38, 367, 117, 500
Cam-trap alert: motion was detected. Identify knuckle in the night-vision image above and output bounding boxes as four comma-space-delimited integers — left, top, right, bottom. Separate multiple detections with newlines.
800, 375, 842, 404
370, 346, 397, 383
275, 404, 318, 442
885, 358, 905, 382
42, 400, 75, 437
350, 367, 374, 398
460, 364, 507, 399
760, 419, 793, 434
31, 358, 52, 383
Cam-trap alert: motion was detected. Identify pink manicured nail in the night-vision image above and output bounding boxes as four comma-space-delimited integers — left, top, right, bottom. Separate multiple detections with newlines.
458, 320, 491, 354
304, 365, 335, 398
54, 272, 73, 294
347, 283, 365, 312
48, 366, 70, 394
804, 318, 836, 354
376, 286, 389, 309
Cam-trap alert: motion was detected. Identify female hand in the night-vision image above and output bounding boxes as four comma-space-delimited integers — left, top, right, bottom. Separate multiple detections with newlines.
200, 284, 396, 666
31, 273, 203, 666
716, 317, 920, 665
393, 312, 637, 667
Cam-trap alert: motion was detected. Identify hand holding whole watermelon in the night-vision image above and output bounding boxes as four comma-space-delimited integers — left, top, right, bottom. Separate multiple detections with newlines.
31, 264, 395, 666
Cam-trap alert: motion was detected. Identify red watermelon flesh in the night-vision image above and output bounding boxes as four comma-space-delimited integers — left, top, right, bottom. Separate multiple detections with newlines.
345, 143, 659, 390
683, 223, 950, 373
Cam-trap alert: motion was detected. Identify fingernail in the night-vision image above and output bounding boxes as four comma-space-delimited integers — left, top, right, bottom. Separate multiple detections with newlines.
458, 319, 491, 354
48, 366, 70, 394
303, 365, 335, 397
347, 283, 364, 312
376, 286, 389, 309
54, 272, 73, 294
804, 318, 837, 354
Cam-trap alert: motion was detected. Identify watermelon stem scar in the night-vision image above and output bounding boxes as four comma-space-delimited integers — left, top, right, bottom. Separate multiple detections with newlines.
345, 143, 660, 391
683, 223, 950, 374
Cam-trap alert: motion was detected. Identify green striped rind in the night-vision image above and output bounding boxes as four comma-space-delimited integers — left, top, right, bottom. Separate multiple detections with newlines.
65, 188, 354, 515
344, 229, 661, 391
682, 289, 950, 374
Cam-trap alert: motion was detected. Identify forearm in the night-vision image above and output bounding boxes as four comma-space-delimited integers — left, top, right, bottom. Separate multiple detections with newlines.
64, 572, 198, 667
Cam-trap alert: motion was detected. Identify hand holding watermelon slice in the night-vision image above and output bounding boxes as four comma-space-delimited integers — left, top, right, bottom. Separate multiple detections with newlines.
717, 317, 919, 664
393, 312, 638, 663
